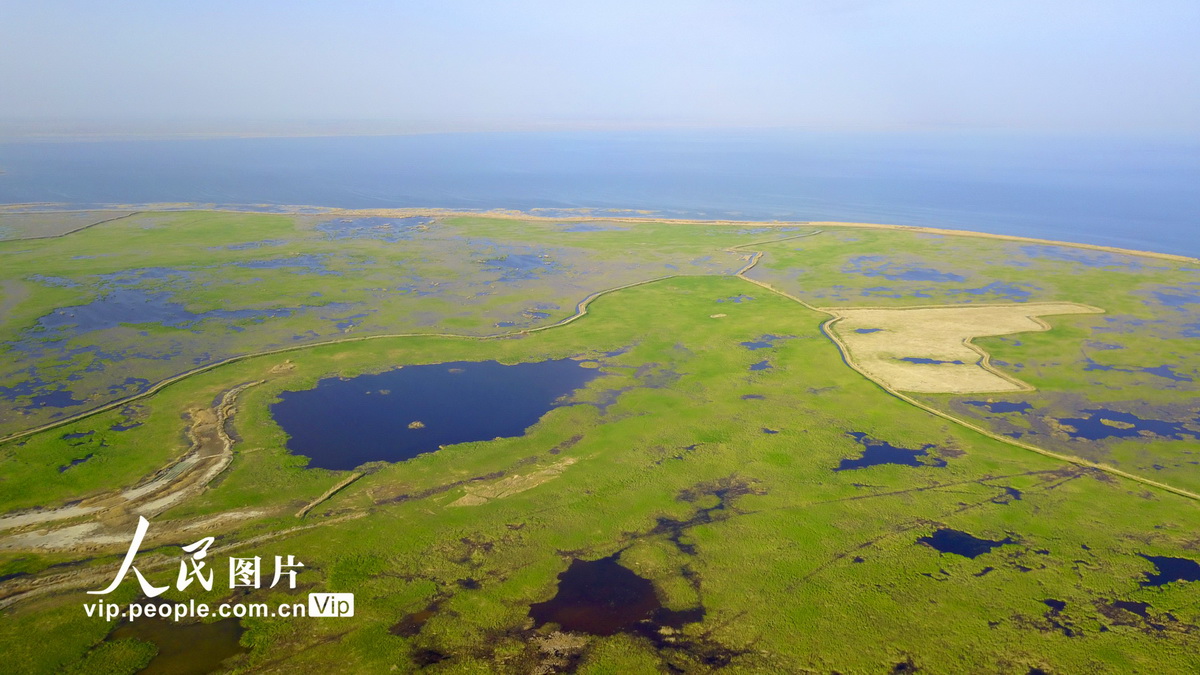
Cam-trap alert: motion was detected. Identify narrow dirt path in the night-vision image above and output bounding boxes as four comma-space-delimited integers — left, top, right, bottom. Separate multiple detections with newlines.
0, 210, 140, 242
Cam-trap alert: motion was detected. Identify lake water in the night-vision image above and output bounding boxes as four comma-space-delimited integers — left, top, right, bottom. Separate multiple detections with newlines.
270, 359, 600, 471
1, 131, 1197, 256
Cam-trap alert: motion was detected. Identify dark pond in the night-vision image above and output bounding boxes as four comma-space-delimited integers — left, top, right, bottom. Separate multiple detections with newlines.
899, 357, 965, 365
1139, 554, 1200, 587
1056, 409, 1200, 441
918, 528, 1015, 558
390, 600, 440, 637
528, 553, 703, 636
749, 360, 772, 371
716, 294, 754, 304
58, 453, 93, 472
835, 432, 947, 471
739, 334, 792, 350
964, 400, 1032, 414
271, 359, 600, 471
854, 328, 883, 334
1109, 600, 1154, 619
106, 612, 246, 675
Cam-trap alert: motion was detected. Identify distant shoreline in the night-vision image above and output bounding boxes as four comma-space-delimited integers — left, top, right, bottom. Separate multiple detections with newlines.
1, 203, 1197, 264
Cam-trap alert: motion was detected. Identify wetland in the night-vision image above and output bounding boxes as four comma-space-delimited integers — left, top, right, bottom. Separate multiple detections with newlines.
1, 208, 1199, 674
271, 359, 602, 470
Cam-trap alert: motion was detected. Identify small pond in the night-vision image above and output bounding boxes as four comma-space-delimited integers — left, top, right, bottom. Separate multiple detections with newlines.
835, 432, 946, 471
918, 528, 1015, 558
899, 357, 965, 365
271, 359, 600, 470
105, 611, 245, 675
528, 553, 703, 636
739, 334, 792, 350
1140, 554, 1200, 587
1056, 409, 1200, 441
964, 400, 1032, 414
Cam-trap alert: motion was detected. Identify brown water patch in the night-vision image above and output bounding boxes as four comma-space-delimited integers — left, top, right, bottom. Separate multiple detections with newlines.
1095, 598, 1191, 633
528, 553, 705, 638
105, 601, 246, 674
529, 554, 661, 636
390, 600, 440, 638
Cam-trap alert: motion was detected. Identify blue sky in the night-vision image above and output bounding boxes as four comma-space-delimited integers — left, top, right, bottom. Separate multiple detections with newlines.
1, 1, 1197, 134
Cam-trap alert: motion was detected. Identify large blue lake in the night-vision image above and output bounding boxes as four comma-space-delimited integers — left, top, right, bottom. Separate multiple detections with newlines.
0, 130, 1196, 256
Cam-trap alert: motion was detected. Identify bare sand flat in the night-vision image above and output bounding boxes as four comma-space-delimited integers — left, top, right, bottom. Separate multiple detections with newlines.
826, 302, 1104, 394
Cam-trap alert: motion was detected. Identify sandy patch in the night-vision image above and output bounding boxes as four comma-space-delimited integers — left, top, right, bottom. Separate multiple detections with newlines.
826, 302, 1103, 393
449, 458, 576, 507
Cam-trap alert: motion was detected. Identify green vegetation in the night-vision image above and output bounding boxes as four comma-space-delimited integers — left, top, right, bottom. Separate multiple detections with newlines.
0, 212, 1198, 673
750, 227, 1200, 493
0, 212, 758, 438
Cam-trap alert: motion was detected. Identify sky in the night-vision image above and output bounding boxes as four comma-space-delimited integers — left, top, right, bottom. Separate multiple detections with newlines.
1, 0, 1198, 136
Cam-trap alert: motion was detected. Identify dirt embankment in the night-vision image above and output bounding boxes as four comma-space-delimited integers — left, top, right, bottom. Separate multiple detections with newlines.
0, 380, 264, 549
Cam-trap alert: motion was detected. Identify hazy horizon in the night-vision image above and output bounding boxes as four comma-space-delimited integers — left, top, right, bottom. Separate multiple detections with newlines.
2, 1, 1198, 139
